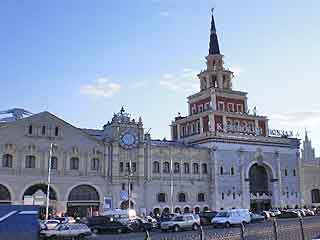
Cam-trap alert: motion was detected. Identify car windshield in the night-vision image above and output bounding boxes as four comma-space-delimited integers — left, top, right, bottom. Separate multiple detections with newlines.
216, 212, 230, 217
172, 216, 184, 221
55, 224, 68, 231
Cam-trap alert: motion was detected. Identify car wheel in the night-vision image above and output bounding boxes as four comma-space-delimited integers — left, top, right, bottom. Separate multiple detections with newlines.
117, 228, 123, 234
49, 236, 57, 240
78, 234, 85, 240
91, 228, 100, 234
192, 224, 199, 231
225, 222, 231, 228
161, 229, 168, 232
173, 225, 180, 232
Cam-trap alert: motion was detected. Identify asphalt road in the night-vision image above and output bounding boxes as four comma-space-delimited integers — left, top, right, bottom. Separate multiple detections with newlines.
89, 216, 320, 240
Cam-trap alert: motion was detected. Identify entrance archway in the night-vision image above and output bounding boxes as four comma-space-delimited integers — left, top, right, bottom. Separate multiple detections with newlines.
120, 200, 135, 210
67, 185, 100, 218
0, 184, 11, 204
249, 163, 273, 211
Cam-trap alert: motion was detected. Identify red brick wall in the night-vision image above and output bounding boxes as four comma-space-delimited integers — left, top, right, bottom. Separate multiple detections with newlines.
258, 120, 267, 136
216, 96, 245, 112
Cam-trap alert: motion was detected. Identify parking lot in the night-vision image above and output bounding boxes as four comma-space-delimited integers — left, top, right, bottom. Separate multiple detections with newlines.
89, 216, 320, 240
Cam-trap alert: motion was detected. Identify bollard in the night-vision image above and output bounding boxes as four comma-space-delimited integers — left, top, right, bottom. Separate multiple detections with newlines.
199, 225, 204, 240
144, 229, 151, 240
240, 222, 245, 240
299, 216, 305, 240
272, 218, 278, 240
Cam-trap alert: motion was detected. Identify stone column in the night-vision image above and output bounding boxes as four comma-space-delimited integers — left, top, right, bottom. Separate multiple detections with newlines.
222, 116, 227, 133
211, 91, 216, 111
177, 124, 181, 140
200, 117, 204, 134
209, 147, 218, 210
275, 151, 283, 208
239, 148, 245, 208
209, 114, 215, 133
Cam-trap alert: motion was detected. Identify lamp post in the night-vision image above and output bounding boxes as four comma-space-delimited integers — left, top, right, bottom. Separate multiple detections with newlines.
170, 155, 174, 214
45, 143, 56, 220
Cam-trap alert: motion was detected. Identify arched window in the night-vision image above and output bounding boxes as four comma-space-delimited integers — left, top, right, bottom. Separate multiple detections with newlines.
174, 207, 181, 214
203, 206, 209, 212
194, 207, 200, 214
311, 189, 320, 203
68, 185, 99, 201
183, 207, 190, 213
91, 158, 100, 170
153, 161, 160, 173
163, 162, 170, 173
55, 127, 59, 137
0, 184, 11, 203
28, 125, 33, 135
174, 162, 180, 173
178, 193, 186, 202
220, 166, 224, 175
25, 155, 36, 168
184, 163, 190, 174
198, 193, 205, 202
293, 169, 296, 176
221, 193, 224, 200
70, 157, 79, 170
231, 167, 235, 176
119, 162, 124, 173
42, 126, 46, 136
193, 163, 199, 174
2, 154, 13, 168
157, 193, 166, 202
50, 156, 58, 170
202, 163, 208, 174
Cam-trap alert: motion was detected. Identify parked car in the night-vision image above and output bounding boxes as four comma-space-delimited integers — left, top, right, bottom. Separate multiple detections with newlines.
128, 218, 153, 232
278, 210, 301, 218
256, 210, 271, 219
44, 219, 61, 230
86, 217, 132, 234
199, 211, 218, 225
145, 216, 158, 228
269, 209, 281, 216
211, 209, 251, 228
160, 214, 200, 232
305, 209, 315, 216
54, 217, 76, 224
250, 213, 265, 223
40, 223, 91, 240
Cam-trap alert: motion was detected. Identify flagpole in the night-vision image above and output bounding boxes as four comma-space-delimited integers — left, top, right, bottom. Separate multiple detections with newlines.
170, 153, 173, 214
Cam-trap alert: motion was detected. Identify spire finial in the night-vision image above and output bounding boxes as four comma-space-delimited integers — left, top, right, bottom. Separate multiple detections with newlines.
208, 8, 220, 55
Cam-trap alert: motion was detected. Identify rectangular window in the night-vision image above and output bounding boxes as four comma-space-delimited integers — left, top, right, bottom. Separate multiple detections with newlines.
218, 101, 225, 111
51, 157, 58, 170
198, 104, 203, 112
132, 162, 136, 172
121, 183, 126, 191
25, 156, 36, 168
237, 104, 243, 113
119, 162, 124, 173
228, 103, 234, 112
126, 162, 130, 172
91, 158, 100, 170
70, 158, 79, 170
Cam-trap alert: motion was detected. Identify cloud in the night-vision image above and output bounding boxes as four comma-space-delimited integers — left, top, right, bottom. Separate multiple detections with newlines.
229, 66, 244, 77
129, 81, 148, 89
80, 77, 121, 97
159, 69, 199, 93
269, 112, 320, 128
160, 11, 169, 17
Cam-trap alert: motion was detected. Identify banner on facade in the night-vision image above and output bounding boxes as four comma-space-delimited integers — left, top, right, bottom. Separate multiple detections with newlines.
103, 197, 112, 210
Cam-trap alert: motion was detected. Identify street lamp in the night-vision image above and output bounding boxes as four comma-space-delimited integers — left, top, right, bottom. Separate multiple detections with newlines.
45, 143, 57, 220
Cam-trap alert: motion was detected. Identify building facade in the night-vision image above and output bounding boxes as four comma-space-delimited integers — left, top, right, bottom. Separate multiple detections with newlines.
0, 13, 316, 217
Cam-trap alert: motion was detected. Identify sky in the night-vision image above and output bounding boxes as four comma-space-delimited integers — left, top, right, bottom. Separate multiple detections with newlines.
0, 0, 319, 155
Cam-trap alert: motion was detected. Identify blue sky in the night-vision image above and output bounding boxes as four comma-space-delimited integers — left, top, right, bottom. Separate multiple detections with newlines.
0, 0, 319, 155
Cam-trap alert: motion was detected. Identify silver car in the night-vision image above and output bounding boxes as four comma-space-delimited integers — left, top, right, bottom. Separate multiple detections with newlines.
40, 223, 91, 240
160, 214, 201, 232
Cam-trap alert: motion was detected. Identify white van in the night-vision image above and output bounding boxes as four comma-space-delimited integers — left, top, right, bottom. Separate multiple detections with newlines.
102, 209, 137, 223
211, 209, 250, 227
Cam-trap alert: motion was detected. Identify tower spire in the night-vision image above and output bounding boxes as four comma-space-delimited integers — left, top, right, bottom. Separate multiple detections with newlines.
209, 8, 220, 55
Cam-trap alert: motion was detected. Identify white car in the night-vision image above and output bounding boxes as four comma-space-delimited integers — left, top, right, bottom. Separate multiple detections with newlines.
44, 219, 61, 230
40, 223, 91, 240
269, 209, 281, 216
212, 209, 251, 228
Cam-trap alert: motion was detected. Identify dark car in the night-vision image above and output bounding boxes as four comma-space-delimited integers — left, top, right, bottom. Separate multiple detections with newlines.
128, 218, 153, 232
199, 211, 218, 225
250, 213, 265, 223
86, 216, 131, 234
278, 210, 300, 219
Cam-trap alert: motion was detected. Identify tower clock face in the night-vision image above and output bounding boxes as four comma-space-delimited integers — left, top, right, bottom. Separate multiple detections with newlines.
119, 132, 137, 149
